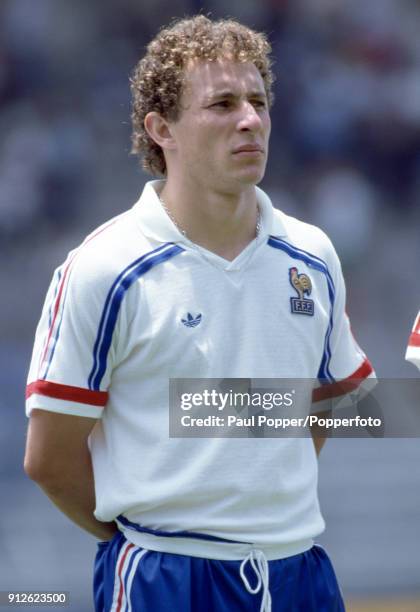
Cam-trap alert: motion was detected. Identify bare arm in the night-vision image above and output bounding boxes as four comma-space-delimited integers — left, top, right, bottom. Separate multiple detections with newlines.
310, 410, 331, 456
24, 409, 118, 541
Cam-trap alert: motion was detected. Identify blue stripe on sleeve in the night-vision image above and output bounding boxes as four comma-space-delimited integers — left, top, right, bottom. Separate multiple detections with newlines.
267, 236, 336, 383
48, 269, 62, 329
42, 270, 72, 380
88, 243, 184, 391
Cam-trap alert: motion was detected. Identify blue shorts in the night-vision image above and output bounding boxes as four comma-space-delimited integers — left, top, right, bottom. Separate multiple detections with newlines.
94, 532, 345, 611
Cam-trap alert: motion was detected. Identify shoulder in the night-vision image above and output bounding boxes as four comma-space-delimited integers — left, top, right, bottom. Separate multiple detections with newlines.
55, 208, 162, 298
270, 208, 341, 273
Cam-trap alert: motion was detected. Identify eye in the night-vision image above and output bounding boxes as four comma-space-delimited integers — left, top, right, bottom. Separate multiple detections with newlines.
251, 99, 267, 109
210, 100, 231, 109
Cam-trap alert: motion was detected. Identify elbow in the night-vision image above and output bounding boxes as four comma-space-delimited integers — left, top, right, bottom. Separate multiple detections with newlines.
24, 452, 61, 492
24, 457, 40, 483
24, 452, 46, 484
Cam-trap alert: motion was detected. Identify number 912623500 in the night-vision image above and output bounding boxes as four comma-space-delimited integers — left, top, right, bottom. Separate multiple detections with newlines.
0, 592, 68, 606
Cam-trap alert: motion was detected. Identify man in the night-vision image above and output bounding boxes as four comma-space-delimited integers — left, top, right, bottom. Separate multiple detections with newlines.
25, 16, 374, 611
406, 311, 420, 370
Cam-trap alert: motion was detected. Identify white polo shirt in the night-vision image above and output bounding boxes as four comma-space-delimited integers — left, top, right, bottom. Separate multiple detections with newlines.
26, 180, 373, 558
406, 311, 420, 370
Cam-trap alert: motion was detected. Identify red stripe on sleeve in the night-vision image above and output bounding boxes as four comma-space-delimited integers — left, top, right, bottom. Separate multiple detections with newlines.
39, 258, 74, 367
26, 380, 108, 407
408, 332, 420, 348
312, 359, 373, 403
39, 218, 120, 371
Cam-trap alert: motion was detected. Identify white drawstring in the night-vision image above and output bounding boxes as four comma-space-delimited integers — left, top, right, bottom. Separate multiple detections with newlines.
239, 549, 272, 612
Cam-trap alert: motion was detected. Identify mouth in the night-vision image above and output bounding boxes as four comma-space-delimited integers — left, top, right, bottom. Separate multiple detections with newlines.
232, 145, 264, 156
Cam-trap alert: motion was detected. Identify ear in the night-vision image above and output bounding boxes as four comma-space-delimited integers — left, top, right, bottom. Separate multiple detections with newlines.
144, 112, 176, 151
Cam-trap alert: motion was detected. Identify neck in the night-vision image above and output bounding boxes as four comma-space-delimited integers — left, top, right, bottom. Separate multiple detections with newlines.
159, 178, 260, 260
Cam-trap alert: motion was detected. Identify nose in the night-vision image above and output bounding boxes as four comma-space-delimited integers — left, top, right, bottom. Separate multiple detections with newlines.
237, 100, 263, 132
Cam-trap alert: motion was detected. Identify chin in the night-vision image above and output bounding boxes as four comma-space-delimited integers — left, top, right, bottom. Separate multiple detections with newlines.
214, 164, 266, 191
237, 168, 265, 186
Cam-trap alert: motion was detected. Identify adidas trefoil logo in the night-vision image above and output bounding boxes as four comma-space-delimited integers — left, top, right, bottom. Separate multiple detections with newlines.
181, 313, 202, 328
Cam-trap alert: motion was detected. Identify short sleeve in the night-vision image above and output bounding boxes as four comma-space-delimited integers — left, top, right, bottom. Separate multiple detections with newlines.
312, 242, 375, 410
26, 250, 117, 418
405, 311, 420, 370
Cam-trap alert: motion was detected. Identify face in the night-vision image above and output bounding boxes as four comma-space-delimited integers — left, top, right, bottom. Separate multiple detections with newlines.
168, 58, 271, 193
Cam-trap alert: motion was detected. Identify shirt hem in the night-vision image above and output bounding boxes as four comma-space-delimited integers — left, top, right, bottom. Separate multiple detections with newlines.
117, 524, 314, 561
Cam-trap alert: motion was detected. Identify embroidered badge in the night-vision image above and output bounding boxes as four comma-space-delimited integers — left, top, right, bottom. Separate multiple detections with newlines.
289, 267, 314, 316
181, 313, 202, 328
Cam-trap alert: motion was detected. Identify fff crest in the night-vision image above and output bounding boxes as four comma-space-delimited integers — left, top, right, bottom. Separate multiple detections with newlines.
289, 267, 314, 316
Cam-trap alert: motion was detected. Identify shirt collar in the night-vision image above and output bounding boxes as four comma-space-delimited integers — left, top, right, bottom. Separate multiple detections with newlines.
133, 180, 287, 244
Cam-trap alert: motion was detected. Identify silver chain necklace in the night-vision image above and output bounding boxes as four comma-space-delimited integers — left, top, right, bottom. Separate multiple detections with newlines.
159, 197, 261, 240
160, 198, 188, 237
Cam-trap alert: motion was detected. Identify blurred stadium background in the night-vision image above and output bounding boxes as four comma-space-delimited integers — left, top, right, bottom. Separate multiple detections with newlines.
1, 0, 419, 610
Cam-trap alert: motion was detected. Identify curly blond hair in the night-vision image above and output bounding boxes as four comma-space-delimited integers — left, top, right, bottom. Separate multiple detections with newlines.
130, 15, 274, 177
